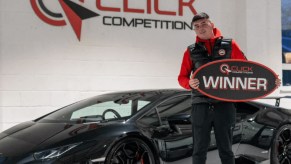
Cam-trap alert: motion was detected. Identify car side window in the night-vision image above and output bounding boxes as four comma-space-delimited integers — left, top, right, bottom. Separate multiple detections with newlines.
137, 100, 151, 110
138, 95, 191, 127
157, 95, 191, 119
235, 102, 260, 122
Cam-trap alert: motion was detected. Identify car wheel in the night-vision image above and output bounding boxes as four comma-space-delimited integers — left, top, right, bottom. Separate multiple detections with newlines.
271, 124, 291, 164
105, 137, 156, 164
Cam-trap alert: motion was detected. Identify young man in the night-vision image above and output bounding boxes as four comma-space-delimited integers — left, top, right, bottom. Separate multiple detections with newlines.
178, 12, 247, 164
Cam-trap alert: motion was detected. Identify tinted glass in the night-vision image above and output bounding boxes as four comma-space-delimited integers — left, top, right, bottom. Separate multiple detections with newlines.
139, 95, 191, 126
38, 91, 162, 123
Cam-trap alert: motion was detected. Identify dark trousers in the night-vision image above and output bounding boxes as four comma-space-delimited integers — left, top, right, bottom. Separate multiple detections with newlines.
191, 102, 236, 164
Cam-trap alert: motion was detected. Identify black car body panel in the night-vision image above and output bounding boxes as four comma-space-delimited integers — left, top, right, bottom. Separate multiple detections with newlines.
0, 89, 290, 164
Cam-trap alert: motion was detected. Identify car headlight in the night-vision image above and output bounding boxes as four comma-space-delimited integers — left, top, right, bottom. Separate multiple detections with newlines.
34, 142, 82, 160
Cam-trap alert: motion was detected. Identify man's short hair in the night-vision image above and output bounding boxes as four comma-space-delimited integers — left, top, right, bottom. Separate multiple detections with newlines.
192, 12, 209, 23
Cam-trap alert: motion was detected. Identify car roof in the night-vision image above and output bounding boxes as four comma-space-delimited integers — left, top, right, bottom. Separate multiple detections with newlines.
101, 88, 187, 94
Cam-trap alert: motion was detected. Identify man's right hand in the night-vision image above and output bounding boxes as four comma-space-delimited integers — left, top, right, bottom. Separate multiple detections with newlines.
189, 78, 200, 89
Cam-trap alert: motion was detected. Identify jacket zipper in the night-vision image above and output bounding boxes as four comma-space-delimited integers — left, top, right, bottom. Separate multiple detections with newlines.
208, 39, 213, 58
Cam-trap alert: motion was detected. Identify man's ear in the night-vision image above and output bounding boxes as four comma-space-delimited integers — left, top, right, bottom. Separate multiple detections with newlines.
210, 22, 214, 28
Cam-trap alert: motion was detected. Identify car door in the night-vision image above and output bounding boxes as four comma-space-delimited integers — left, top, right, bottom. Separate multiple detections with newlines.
234, 102, 274, 162
151, 94, 193, 162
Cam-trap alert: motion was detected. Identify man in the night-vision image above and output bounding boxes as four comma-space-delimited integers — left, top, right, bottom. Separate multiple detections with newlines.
178, 12, 247, 164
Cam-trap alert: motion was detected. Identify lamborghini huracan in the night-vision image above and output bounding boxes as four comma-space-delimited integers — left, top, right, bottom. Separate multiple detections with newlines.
0, 89, 290, 164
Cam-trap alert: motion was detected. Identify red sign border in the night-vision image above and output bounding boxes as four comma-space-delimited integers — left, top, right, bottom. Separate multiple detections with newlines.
193, 59, 279, 102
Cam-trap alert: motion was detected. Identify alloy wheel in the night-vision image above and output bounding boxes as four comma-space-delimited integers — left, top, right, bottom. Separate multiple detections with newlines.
273, 125, 291, 164
107, 138, 155, 164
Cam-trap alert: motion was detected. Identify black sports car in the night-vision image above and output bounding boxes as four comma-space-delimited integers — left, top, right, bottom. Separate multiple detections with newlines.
0, 89, 290, 164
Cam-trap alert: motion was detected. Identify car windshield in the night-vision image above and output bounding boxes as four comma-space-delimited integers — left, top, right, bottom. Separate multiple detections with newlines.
37, 91, 163, 123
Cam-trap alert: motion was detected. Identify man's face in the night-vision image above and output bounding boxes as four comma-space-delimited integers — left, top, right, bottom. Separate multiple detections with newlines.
193, 18, 214, 40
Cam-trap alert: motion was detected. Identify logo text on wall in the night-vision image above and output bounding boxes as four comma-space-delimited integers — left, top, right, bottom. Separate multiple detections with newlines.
30, 0, 196, 41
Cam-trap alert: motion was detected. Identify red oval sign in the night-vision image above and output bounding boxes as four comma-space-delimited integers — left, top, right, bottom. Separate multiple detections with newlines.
193, 59, 279, 102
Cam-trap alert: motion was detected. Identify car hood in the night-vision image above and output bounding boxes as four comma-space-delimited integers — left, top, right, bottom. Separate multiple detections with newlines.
0, 120, 126, 157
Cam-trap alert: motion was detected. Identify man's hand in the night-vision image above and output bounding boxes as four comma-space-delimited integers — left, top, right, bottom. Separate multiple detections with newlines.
189, 78, 200, 89
275, 78, 281, 89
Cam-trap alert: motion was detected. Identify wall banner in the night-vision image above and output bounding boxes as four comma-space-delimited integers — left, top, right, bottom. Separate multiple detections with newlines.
30, 0, 197, 41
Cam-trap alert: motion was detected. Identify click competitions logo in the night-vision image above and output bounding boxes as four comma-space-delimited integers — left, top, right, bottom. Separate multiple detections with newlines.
30, 0, 196, 41
30, 0, 100, 41
220, 63, 254, 75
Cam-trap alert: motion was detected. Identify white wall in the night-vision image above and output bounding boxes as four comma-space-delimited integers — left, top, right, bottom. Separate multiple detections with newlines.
0, 0, 283, 132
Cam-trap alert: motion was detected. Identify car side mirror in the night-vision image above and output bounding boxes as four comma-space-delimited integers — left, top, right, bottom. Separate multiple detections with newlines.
168, 113, 191, 124
167, 113, 191, 134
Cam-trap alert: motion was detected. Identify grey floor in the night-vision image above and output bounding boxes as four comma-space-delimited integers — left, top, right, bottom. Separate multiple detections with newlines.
162, 144, 271, 164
